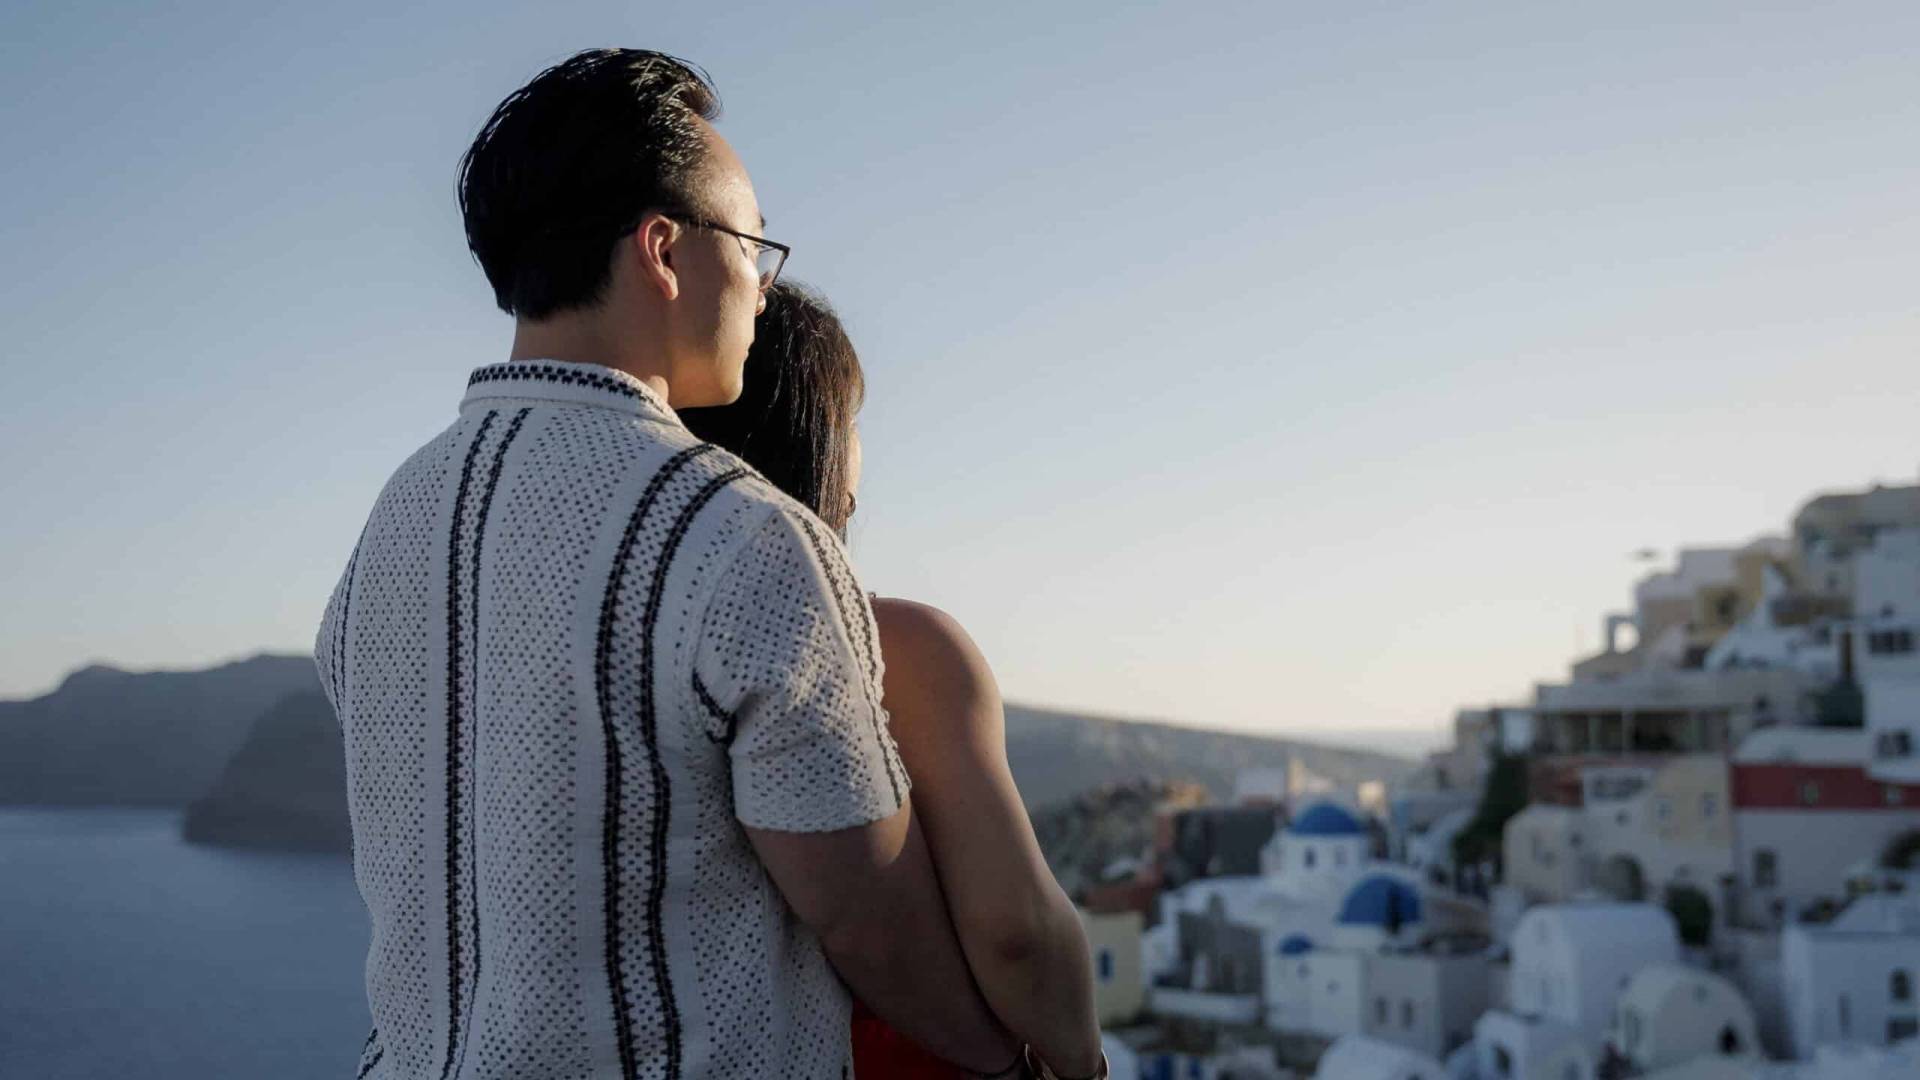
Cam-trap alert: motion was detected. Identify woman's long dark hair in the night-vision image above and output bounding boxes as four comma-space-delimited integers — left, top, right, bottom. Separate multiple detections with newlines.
681, 281, 865, 536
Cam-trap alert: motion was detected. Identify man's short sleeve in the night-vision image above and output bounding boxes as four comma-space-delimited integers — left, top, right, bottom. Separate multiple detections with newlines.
694, 505, 908, 832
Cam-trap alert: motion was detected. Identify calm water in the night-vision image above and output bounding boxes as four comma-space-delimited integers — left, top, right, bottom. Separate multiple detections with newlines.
0, 808, 371, 1079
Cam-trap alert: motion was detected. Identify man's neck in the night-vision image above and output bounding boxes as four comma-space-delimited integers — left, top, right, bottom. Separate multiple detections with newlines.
508, 313, 673, 405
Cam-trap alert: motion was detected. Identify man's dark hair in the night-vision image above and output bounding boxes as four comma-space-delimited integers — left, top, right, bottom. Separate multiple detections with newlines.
458, 49, 720, 319
681, 282, 866, 538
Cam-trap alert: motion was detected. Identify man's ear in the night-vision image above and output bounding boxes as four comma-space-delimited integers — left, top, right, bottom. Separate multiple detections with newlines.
632, 213, 680, 301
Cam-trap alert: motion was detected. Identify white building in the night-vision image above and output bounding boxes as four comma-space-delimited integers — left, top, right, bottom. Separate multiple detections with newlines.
1262, 802, 1372, 897
1730, 727, 1920, 926
1080, 908, 1145, 1026
1503, 805, 1590, 904
1507, 904, 1680, 1043
1866, 676, 1920, 786
1314, 1034, 1445, 1080
1281, 948, 1367, 1039
1704, 564, 1838, 679
1576, 755, 1734, 910
1637, 1040, 1919, 1079
1472, 1010, 1595, 1080
1607, 965, 1759, 1073
1405, 806, 1474, 887
1362, 948, 1490, 1060
1780, 891, 1920, 1058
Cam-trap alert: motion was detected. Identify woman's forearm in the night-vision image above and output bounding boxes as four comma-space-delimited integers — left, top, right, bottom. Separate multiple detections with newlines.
963, 885, 1104, 1078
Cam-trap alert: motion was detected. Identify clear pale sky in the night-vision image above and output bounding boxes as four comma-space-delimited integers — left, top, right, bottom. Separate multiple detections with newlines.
4, 2, 1917, 755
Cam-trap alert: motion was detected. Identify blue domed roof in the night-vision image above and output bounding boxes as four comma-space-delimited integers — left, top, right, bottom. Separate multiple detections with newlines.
1289, 802, 1365, 837
1277, 933, 1315, 956
1337, 874, 1424, 927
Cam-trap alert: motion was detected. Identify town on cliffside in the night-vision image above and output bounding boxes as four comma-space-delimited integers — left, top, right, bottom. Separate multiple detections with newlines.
1075, 481, 1920, 1080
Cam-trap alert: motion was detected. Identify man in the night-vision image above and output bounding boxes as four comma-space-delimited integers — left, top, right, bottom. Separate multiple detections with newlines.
314, 50, 1018, 1079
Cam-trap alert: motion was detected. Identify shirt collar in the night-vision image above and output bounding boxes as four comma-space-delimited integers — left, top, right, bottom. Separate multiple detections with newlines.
461, 360, 681, 427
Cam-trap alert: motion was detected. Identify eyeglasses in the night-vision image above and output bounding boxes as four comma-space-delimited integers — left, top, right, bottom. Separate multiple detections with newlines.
662, 211, 789, 291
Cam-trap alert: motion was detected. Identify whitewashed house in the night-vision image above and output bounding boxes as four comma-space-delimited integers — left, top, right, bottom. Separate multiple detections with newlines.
1502, 805, 1590, 904
1468, 904, 1678, 1079
1578, 756, 1734, 910
1607, 965, 1759, 1073
1780, 891, 1920, 1057
1405, 806, 1474, 887
1361, 947, 1490, 1060
1262, 802, 1373, 897
1731, 727, 1920, 926
1313, 1034, 1445, 1080
1636, 1040, 1919, 1079
1472, 1010, 1594, 1080
1080, 908, 1145, 1026
1506, 904, 1680, 1045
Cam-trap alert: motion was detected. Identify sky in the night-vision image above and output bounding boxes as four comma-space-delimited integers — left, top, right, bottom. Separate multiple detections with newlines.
3, 2, 1918, 755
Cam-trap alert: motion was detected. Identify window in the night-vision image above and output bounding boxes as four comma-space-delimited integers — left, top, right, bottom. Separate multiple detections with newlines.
1892, 1017, 1920, 1041
1493, 1045, 1514, 1078
1375, 997, 1389, 1025
1402, 1000, 1415, 1029
1755, 849, 1778, 888
1799, 780, 1821, 806
1869, 629, 1916, 655
1879, 731, 1915, 760
1895, 969, 1913, 1003
1304, 848, 1317, 870
1097, 948, 1114, 983
1719, 1026, 1741, 1055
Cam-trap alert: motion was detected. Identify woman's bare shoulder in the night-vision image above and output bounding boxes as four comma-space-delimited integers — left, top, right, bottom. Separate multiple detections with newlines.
869, 597, 998, 706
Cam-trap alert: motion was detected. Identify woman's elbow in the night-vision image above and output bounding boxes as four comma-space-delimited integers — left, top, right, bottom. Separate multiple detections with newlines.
967, 895, 1086, 972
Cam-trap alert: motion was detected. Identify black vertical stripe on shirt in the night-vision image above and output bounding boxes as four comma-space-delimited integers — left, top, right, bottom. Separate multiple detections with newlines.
793, 514, 904, 807
691, 673, 738, 746
440, 410, 497, 1080
448, 406, 530, 1080
356, 1046, 385, 1080
335, 526, 366, 710
636, 467, 749, 1080
595, 443, 719, 1080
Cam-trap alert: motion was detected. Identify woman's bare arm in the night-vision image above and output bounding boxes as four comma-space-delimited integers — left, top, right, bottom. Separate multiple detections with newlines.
872, 598, 1103, 1077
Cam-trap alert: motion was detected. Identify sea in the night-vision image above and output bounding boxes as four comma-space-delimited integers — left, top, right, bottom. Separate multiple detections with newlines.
0, 808, 371, 1079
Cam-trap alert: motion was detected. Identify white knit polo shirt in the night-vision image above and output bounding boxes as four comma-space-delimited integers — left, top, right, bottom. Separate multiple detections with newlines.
313, 360, 908, 1080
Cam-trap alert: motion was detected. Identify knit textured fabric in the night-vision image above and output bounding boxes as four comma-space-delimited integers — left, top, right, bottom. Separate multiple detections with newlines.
314, 360, 908, 1080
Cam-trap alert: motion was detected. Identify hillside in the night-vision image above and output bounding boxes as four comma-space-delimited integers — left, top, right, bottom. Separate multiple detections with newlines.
1002, 702, 1417, 811
2, 656, 1419, 855
181, 691, 352, 853
0, 655, 321, 806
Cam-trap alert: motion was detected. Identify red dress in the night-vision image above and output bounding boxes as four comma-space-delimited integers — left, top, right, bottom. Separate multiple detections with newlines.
850, 999, 967, 1079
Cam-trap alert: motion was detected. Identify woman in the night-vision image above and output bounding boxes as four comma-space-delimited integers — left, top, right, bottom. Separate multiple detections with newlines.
682, 283, 1107, 1080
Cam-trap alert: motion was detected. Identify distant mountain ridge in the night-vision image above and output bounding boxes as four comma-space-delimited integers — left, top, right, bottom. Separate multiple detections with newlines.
1001, 703, 1416, 811
181, 691, 350, 852
3, 656, 1417, 853
0, 654, 319, 807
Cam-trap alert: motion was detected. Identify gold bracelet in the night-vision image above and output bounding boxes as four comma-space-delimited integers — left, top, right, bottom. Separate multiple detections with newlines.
1023, 1045, 1109, 1080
